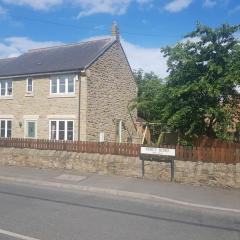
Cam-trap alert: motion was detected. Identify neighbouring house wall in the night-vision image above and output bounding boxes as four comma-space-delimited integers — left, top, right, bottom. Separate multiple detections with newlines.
87, 41, 138, 143
0, 75, 80, 140
0, 147, 239, 188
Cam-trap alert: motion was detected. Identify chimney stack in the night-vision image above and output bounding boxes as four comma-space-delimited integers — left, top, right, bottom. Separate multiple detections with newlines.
111, 21, 120, 41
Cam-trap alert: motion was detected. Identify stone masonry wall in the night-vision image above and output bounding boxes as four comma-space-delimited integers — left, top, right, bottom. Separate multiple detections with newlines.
87, 41, 138, 143
0, 75, 80, 140
0, 147, 239, 188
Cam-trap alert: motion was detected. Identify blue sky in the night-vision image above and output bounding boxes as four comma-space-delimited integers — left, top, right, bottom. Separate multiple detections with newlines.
0, 0, 239, 77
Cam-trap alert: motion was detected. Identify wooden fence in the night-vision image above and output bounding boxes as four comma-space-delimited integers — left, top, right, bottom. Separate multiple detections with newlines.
176, 145, 240, 164
0, 138, 240, 164
0, 138, 140, 157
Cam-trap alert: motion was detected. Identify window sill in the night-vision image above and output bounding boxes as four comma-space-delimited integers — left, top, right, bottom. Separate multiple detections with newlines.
0, 96, 13, 100
25, 93, 34, 97
48, 94, 76, 99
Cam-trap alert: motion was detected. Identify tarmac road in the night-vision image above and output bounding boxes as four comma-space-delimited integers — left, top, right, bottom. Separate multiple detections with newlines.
0, 181, 239, 240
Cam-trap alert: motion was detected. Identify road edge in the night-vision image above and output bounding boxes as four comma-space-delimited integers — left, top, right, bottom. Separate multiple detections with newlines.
0, 175, 239, 214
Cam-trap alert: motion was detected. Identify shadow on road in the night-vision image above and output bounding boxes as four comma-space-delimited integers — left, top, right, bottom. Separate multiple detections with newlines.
0, 190, 239, 233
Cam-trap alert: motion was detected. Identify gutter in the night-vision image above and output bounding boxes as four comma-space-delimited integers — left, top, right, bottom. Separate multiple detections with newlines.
0, 69, 83, 80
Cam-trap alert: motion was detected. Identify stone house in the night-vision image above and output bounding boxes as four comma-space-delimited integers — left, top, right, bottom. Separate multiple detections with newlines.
0, 26, 138, 143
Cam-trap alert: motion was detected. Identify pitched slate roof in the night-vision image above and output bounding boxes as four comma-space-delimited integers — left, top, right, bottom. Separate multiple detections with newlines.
0, 37, 116, 78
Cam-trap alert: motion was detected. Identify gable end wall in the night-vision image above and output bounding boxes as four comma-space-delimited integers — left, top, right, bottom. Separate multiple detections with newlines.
86, 41, 138, 142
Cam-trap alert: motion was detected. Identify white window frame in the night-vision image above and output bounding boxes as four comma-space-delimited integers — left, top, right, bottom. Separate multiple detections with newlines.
50, 75, 76, 95
26, 78, 33, 93
0, 119, 12, 138
0, 79, 13, 97
24, 120, 37, 139
49, 120, 74, 141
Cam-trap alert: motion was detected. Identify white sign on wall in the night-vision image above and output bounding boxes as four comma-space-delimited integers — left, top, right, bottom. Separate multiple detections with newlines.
99, 132, 105, 142
141, 147, 176, 157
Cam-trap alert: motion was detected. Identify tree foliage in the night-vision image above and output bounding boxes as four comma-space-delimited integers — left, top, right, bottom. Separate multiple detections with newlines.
132, 69, 164, 122
133, 23, 240, 143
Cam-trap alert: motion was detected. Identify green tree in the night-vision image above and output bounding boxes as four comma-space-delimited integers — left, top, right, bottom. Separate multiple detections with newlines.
132, 70, 165, 142
132, 69, 164, 122
161, 23, 240, 142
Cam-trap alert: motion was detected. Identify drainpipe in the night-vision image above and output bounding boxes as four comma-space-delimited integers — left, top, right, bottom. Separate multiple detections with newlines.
78, 70, 86, 141
78, 72, 81, 141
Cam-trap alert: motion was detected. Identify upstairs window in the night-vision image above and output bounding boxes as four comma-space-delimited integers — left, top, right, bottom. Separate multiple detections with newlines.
0, 80, 12, 96
26, 78, 33, 93
50, 75, 75, 94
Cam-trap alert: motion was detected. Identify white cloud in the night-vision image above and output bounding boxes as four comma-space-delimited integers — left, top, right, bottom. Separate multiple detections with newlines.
4, 0, 62, 10
75, 0, 131, 18
0, 35, 168, 78
164, 0, 193, 12
2, 0, 63, 10
2, 0, 151, 16
180, 36, 201, 44
0, 37, 62, 58
203, 0, 217, 7
121, 39, 168, 78
234, 32, 240, 40
82, 35, 168, 77
0, 43, 19, 58
75, 0, 152, 18
3, 0, 63, 10
136, 0, 152, 4
136, 0, 147, 3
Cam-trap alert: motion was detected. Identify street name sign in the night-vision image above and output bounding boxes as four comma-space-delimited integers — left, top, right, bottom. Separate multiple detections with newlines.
141, 147, 176, 157
140, 146, 176, 181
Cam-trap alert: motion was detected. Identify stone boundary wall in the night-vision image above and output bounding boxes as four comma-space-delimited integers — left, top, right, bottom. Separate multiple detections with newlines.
0, 147, 239, 188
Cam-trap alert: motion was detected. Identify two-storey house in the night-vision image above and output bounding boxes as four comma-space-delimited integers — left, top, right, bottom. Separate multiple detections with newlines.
0, 25, 138, 143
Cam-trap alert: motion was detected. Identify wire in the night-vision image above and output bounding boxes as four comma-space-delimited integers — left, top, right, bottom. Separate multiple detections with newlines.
121, 31, 181, 38
10, 14, 182, 39
11, 14, 103, 31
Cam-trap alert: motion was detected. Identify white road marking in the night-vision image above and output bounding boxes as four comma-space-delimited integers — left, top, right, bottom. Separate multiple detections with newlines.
0, 228, 41, 240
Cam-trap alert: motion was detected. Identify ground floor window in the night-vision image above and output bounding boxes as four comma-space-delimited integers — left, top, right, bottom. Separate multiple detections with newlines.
25, 120, 37, 138
49, 120, 74, 140
0, 120, 12, 138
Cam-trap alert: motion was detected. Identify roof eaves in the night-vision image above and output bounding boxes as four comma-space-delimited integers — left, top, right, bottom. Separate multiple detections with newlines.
0, 68, 83, 79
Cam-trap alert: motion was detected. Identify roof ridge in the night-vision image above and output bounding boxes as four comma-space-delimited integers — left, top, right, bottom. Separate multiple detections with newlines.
28, 37, 114, 53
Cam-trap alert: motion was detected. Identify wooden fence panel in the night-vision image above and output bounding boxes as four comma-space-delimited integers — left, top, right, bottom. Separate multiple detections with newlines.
0, 138, 240, 162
